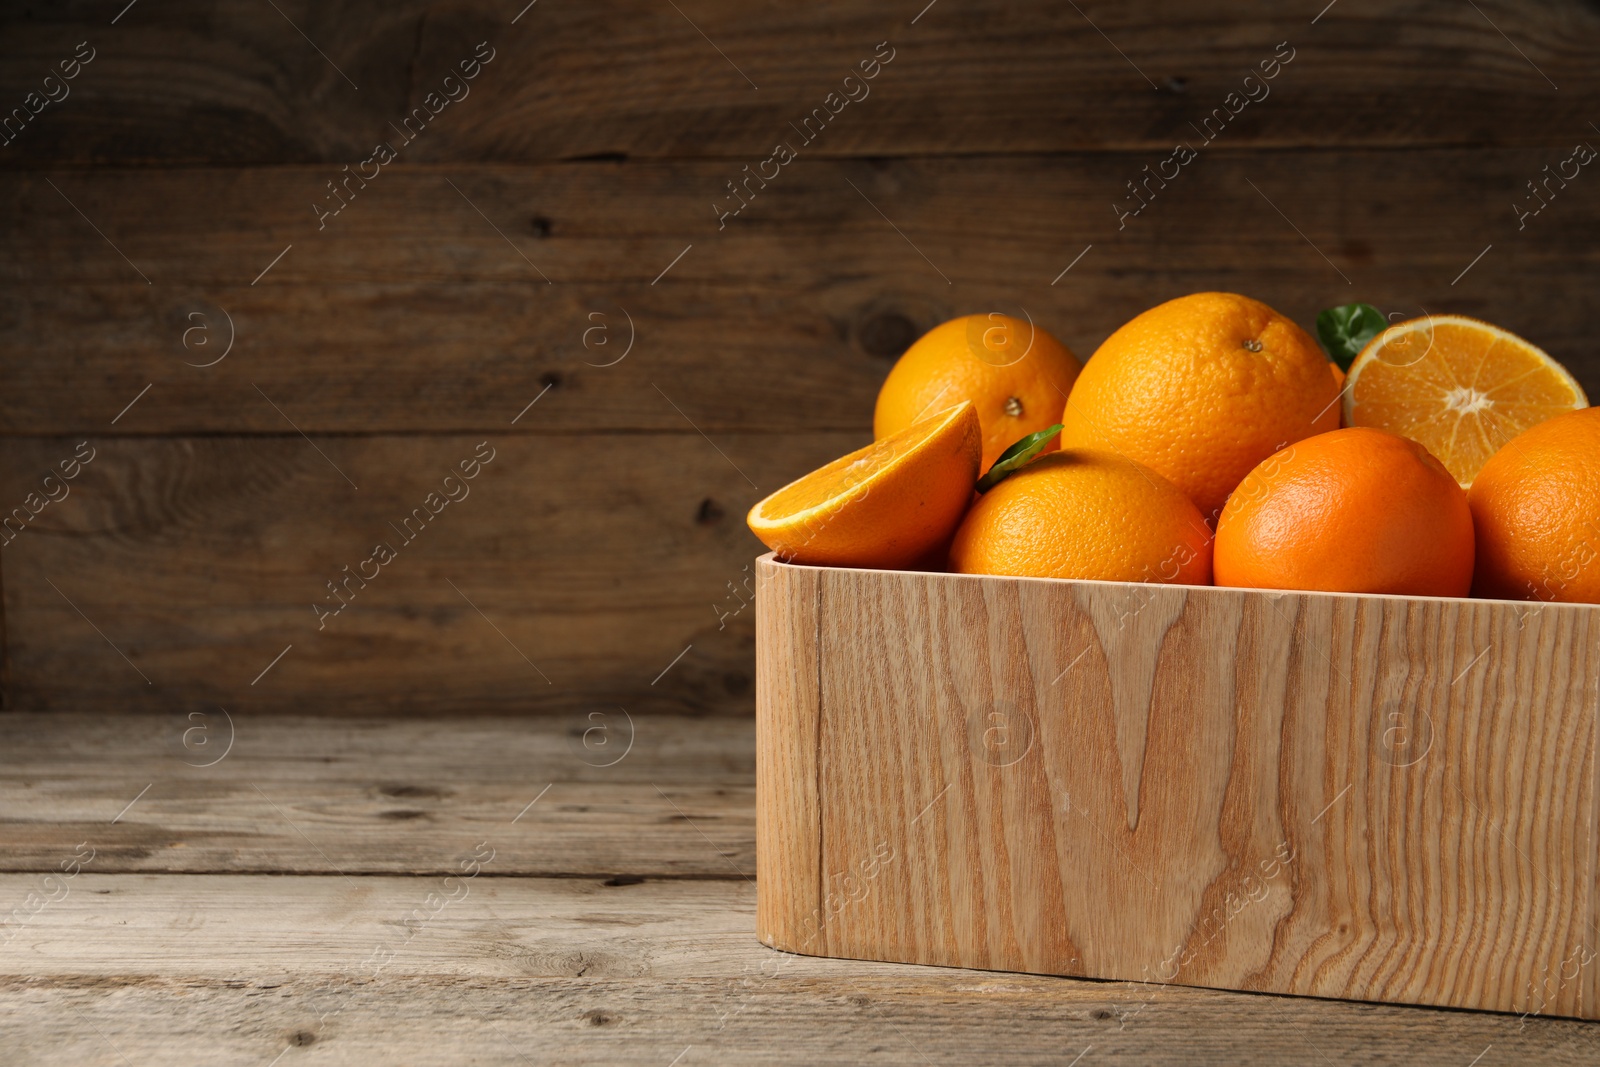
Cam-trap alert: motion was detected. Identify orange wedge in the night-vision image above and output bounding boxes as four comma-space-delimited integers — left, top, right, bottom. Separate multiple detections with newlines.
748, 401, 981, 568
1343, 315, 1587, 486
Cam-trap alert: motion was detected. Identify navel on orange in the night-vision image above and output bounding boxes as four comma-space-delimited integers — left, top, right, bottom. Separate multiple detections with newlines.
874, 314, 1082, 473
748, 401, 981, 569
1343, 315, 1587, 487
1058, 292, 1341, 524
948, 449, 1212, 583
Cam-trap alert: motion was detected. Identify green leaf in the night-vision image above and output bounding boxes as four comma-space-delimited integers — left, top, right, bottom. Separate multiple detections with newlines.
1316, 302, 1386, 372
976, 424, 1063, 493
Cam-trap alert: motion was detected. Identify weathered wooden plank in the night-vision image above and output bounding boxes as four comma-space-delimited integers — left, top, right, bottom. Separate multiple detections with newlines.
4, 151, 1599, 436
0, 875, 772, 980
1, 0, 1597, 167
0, 714, 753, 875
0, 282, 889, 436
0, 875, 1594, 1065
8, 154, 1596, 289
0, 433, 849, 714
5, 979, 1593, 1067
761, 559, 1600, 1017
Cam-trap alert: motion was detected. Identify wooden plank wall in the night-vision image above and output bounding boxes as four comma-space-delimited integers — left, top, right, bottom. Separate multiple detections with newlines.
2, 1, 1598, 714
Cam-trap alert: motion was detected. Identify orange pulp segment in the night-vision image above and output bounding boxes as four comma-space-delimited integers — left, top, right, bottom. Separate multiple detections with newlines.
1343, 315, 1587, 486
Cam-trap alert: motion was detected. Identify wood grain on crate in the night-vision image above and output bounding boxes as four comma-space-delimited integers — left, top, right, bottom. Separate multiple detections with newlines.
2, 0, 1596, 166
755, 562, 822, 945
0, 714, 1595, 1065
756, 557, 1600, 1019
4, 151, 1600, 436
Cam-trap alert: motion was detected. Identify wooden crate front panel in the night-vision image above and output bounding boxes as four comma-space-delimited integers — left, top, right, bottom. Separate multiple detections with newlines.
757, 558, 1600, 1018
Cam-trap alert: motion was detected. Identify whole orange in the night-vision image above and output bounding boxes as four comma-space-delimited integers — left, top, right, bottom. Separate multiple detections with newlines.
1468, 407, 1600, 604
1058, 292, 1341, 522
1214, 427, 1474, 597
875, 314, 1082, 473
948, 450, 1212, 583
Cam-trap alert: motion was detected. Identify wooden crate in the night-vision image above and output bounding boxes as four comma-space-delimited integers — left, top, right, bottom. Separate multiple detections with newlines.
755, 553, 1600, 1019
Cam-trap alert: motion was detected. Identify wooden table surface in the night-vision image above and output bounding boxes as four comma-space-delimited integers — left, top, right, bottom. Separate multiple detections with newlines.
1, 713, 1595, 1065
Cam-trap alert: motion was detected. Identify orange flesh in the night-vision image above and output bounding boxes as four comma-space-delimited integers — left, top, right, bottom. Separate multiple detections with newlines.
755, 406, 957, 522
1345, 317, 1586, 486
747, 401, 982, 569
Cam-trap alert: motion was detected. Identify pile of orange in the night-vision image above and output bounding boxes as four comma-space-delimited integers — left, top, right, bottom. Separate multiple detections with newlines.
747, 293, 1598, 605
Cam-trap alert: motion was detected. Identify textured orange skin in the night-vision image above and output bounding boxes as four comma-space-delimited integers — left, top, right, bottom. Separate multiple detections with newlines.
875, 314, 1083, 472
948, 450, 1213, 584
747, 402, 982, 569
1468, 408, 1600, 604
1214, 428, 1474, 597
1059, 292, 1341, 523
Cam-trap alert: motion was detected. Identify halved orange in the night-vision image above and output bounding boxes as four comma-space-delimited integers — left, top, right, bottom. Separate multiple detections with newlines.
748, 401, 981, 568
1343, 315, 1587, 486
